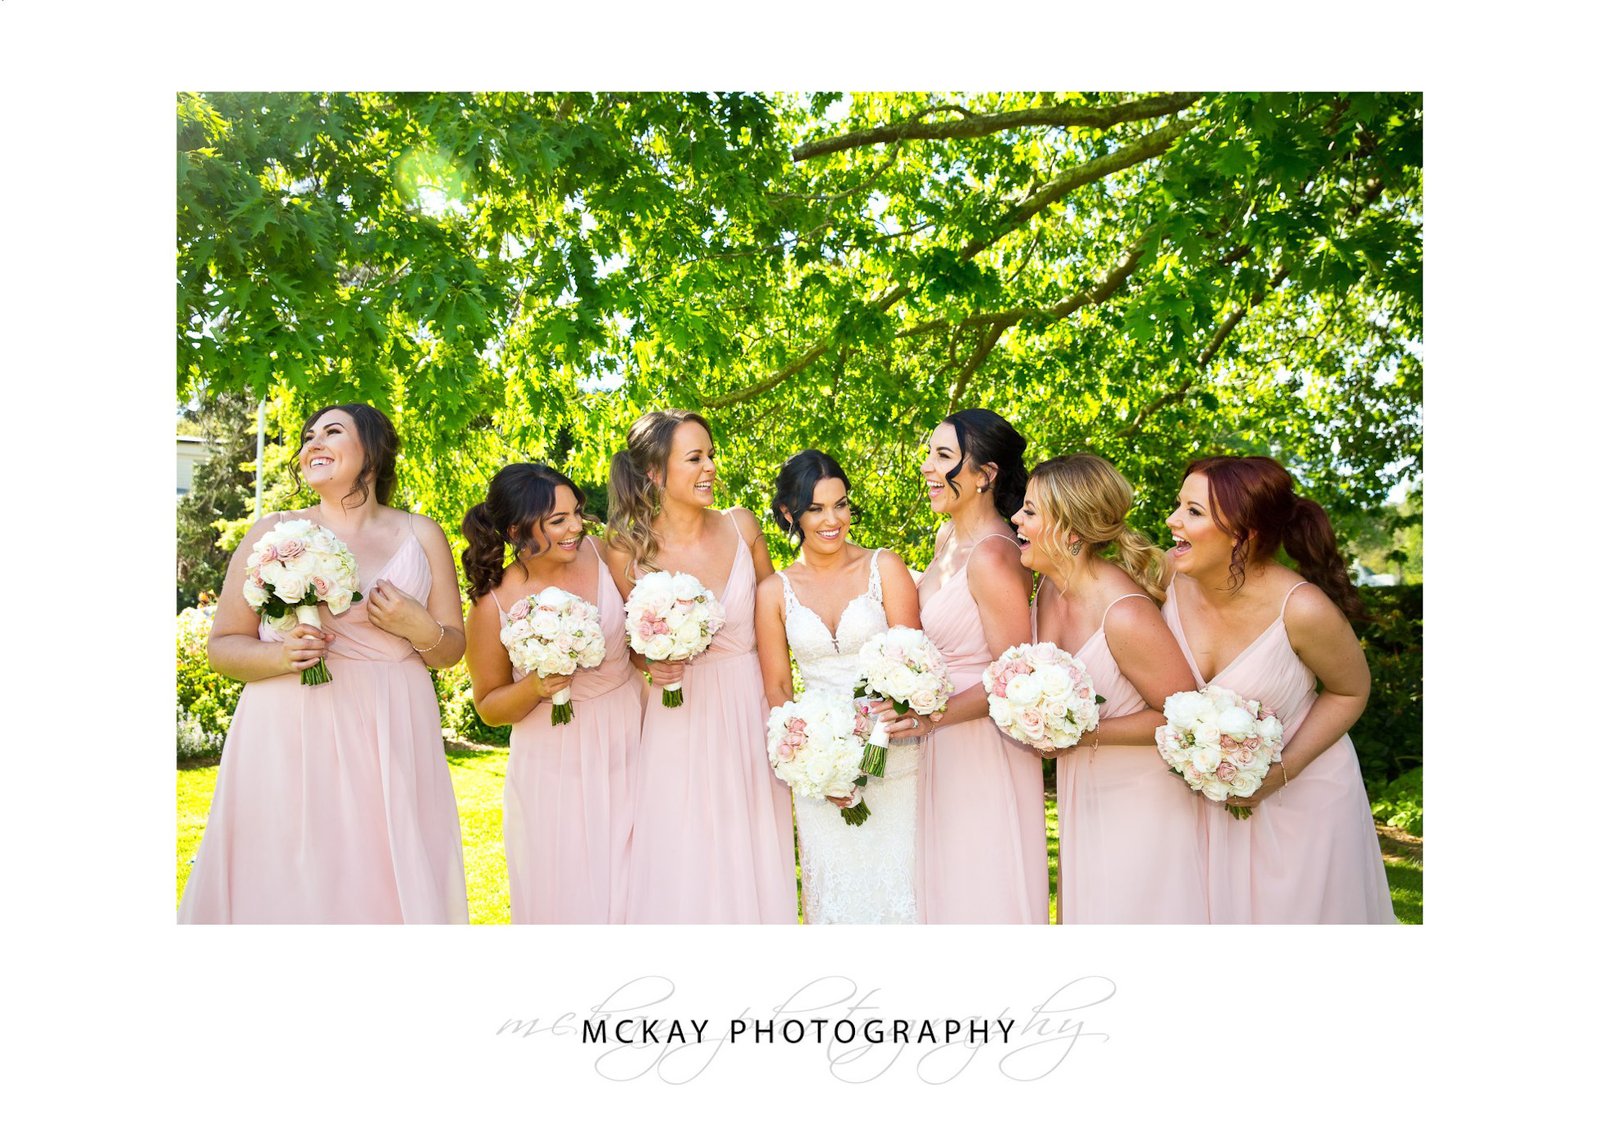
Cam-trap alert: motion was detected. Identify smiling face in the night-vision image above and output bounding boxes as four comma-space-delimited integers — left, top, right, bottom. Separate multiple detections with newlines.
657, 420, 716, 509
790, 476, 851, 556
299, 409, 365, 499
1011, 480, 1056, 573
519, 483, 585, 565
1166, 473, 1234, 577
918, 421, 987, 517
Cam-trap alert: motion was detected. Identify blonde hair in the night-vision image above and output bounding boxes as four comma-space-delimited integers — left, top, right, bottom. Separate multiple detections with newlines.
1028, 453, 1167, 603
605, 408, 712, 576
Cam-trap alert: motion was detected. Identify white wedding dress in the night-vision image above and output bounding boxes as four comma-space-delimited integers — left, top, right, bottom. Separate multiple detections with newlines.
779, 549, 921, 924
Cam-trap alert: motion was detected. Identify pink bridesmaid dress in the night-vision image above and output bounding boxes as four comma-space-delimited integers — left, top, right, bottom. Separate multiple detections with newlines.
918, 533, 1048, 924
179, 514, 469, 923
1163, 578, 1395, 923
492, 538, 642, 923
623, 511, 797, 923
1053, 594, 1209, 923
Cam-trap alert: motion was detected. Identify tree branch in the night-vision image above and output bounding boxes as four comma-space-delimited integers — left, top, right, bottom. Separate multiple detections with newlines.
945, 321, 1009, 412
1116, 263, 1291, 438
792, 93, 1202, 162
958, 121, 1193, 261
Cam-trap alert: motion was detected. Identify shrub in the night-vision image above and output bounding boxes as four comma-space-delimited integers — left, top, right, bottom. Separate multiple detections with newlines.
176, 607, 243, 759
433, 662, 510, 746
1352, 584, 1422, 788
1369, 766, 1423, 836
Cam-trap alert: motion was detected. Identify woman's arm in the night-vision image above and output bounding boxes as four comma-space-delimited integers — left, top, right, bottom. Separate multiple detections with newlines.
1093, 595, 1196, 748
753, 573, 794, 711
876, 549, 922, 630
602, 538, 684, 689
1229, 582, 1370, 808
463, 597, 570, 727
206, 513, 332, 683
731, 506, 776, 584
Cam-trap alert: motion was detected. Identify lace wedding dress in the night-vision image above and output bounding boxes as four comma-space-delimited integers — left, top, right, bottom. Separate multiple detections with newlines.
779, 549, 921, 924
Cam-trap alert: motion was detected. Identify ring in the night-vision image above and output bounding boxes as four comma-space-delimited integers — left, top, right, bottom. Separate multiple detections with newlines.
912, 717, 920, 730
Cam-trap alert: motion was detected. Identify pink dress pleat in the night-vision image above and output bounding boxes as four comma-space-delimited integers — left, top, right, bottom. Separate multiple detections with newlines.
1054, 596, 1209, 924
917, 536, 1048, 924
1162, 578, 1395, 924
623, 515, 798, 923
496, 538, 643, 924
179, 522, 469, 924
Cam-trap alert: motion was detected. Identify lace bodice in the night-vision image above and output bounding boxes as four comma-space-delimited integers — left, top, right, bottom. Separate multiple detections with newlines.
780, 550, 918, 782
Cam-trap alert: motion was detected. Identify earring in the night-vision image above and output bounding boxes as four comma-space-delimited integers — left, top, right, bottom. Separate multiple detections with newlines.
1069, 539, 1083, 556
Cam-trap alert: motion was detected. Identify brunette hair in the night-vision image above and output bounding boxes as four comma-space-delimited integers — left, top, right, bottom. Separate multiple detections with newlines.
1184, 455, 1367, 621
461, 463, 594, 601
1028, 453, 1168, 603
295, 402, 399, 508
770, 450, 852, 543
941, 408, 1028, 527
605, 408, 712, 576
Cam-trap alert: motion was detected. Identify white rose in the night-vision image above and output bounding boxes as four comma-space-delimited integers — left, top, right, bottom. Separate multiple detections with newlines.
1193, 721, 1222, 747
1217, 706, 1256, 738
1007, 674, 1043, 706
1192, 744, 1223, 774
1163, 691, 1208, 730
272, 570, 310, 603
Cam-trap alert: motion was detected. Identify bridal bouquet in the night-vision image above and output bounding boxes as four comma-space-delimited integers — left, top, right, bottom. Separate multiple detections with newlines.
500, 587, 606, 725
1155, 686, 1285, 819
854, 627, 953, 777
241, 518, 363, 685
767, 688, 873, 826
623, 571, 726, 707
982, 642, 1102, 753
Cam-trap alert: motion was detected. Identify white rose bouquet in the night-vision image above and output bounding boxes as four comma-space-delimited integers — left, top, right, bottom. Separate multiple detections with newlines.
500, 587, 607, 725
981, 642, 1102, 753
1154, 686, 1286, 819
241, 518, 363, 685
767, 687, 874, 826
854, 626, 954, 776
623, 570, 726, 707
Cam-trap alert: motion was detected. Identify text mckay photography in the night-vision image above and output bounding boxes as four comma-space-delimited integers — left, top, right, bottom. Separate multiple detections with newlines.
496, 974, 1116, 1084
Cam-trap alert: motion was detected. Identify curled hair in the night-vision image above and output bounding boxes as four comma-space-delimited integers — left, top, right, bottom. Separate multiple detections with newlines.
942, 409, 1028, 528
461, 463, 594, 601
770, 450, 851, 543
605, 409, 712, 576
1184, 455, 1367, 622
1028, 453, 1167, 603
295, 402, 399, 508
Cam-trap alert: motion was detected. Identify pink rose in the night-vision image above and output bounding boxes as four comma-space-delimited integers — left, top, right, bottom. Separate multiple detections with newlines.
775, 742, 794, 761
507, 598, 531, 621
1216, 761, 1238, 781
310, 576, 332, 597
277, 538, 306, 560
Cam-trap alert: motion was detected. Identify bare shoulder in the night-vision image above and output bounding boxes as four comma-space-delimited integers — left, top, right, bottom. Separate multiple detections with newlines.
754, 569, 786, 606
1102, 590, 1165, 643
873, 547, 911, 575
1281, 577, 1349, 639
726, 505, 764, 544
407, 510, 452, 552
967, 532, 1024, 578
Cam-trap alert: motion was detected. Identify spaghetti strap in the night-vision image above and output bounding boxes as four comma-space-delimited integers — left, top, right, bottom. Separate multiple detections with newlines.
407, 510, 416, 535
1100, 591, 1153, 627
961, 531, 1019, 571
487, 586, 508, 618
1278, 580, 1311, 620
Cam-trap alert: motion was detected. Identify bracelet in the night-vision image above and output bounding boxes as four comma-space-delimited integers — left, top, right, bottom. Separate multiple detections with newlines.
414, 620, 447, 655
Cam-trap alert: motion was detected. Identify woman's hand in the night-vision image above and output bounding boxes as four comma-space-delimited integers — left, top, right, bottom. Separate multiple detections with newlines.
524, 672, 576, 703
867, 699, 930, 741
367, 578, 436, 645
1225, 763, 1290, 811
647, 658, 687, 687
278, 623, 334, 675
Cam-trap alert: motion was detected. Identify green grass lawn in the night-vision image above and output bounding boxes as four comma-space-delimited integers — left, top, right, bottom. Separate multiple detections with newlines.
177, 748, 1419, 924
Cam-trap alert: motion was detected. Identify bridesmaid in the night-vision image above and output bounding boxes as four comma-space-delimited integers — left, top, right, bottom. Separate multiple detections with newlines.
881, 408, 1046, 924
462, 463, 641, 924
179, 402, 469, 923
1015, 454, 1207, 923
1163, 455, 1394, 923
602, 409, 796, 923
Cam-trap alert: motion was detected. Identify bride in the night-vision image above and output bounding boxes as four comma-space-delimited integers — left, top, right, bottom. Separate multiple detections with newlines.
754, 450, 923, 923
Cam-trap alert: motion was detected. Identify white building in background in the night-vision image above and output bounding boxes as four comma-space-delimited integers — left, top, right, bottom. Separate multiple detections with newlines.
177, 435, 211, 497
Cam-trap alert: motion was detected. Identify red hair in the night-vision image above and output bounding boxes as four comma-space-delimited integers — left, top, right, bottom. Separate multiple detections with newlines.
1184, 456, 1366, 622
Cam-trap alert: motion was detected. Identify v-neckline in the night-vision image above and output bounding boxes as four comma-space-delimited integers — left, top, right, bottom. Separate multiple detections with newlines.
1170, 581, 1283, 685
790, 590, 875, 649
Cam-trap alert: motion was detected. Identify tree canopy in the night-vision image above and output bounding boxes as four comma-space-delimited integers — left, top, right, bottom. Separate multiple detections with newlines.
177, 91, 1421, 563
